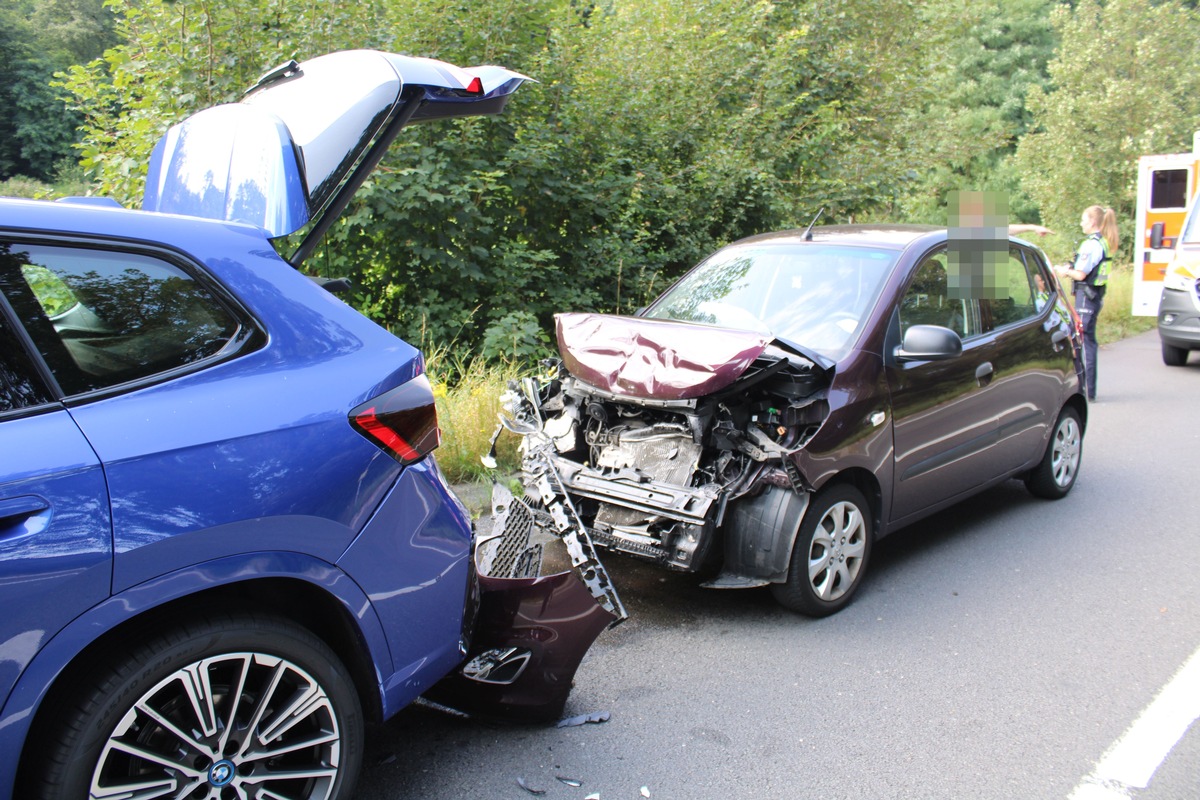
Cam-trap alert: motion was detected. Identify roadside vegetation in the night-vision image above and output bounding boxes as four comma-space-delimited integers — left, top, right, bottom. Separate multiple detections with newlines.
1095, 266, 1157, 345
426, 348, 527, 483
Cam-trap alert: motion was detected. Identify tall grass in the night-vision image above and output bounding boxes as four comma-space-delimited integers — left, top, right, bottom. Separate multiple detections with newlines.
1, 165, 92, 200
1092, 263, 1157, 344
427, 348, 528, 483
0, 176, 57, 199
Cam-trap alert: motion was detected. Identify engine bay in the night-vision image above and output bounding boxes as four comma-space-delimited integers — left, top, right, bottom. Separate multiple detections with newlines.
497, 343, 830, 574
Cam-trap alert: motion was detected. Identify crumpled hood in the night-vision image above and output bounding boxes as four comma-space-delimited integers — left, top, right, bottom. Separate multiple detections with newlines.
555, 312, 772, 400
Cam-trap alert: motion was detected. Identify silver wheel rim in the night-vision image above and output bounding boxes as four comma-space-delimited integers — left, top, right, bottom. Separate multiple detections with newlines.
90, 652, 341, 800
808, 500, 867, 602
1051, 416, 1081, 489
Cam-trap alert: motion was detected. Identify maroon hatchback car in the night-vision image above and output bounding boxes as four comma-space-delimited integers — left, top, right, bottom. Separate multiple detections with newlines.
489, 224, 1086, 616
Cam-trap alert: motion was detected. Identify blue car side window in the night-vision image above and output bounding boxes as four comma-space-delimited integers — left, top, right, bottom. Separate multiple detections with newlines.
0, 313, 51, 413
2, 243, 240, 395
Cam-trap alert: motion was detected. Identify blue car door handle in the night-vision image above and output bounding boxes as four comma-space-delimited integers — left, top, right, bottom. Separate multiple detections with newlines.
975, 362, 994, 386
0, 495, 50, 526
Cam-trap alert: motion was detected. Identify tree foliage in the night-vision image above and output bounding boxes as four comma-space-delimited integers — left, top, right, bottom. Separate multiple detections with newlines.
889, 0, 1058, 224
52, 0, 924, 354
320, 0, 928, 351
1016, 0, 1200, 256
29, 0, 1200, 357
0, 0, 114, 181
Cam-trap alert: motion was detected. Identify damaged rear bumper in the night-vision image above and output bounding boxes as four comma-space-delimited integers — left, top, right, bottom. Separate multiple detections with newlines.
425, 480, 625, 722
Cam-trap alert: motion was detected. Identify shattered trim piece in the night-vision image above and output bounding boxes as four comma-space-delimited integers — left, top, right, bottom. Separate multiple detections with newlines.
460, 646, 533, 685
516, 776, 547, 795
491, 379, 628, 624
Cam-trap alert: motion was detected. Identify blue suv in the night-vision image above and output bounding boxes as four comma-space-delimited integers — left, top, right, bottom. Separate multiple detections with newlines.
1, 50, 619, 800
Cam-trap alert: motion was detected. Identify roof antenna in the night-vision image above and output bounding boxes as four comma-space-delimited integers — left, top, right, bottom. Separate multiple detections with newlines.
802, 208, 825, 241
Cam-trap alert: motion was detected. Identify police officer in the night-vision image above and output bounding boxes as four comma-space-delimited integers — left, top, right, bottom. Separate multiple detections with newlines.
1056, 205, 1118, 401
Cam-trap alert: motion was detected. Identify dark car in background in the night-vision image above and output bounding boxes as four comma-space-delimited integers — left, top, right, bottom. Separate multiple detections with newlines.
1, 50, 619, 800
493, 225, 1086, 617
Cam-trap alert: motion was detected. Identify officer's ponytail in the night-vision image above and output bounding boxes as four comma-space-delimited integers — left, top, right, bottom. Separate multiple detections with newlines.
1100, 207, 1119, 255
1083, 205, 1120, 254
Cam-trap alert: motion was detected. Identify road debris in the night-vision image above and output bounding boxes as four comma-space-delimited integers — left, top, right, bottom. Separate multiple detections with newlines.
557, 777, 584, 787
556, 710, 611, 728
516, 776, 547, 795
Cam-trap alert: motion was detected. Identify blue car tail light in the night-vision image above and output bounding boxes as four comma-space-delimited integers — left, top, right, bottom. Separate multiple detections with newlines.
350, 374, 441, 464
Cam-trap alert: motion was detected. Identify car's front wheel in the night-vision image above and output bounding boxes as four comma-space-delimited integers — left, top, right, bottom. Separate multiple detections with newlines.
771, 484, 872, 617
29, 612, 363, 800
1025, 406, 1083, 499
1162, 340, 1189, 366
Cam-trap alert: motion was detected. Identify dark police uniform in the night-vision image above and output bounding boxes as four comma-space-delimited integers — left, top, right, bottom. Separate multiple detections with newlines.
1073, 232, 1110, 400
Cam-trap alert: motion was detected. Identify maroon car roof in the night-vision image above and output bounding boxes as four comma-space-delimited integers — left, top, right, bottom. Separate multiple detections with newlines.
732, 224, 940, 249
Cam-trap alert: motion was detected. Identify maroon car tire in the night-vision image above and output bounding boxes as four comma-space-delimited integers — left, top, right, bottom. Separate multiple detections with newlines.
1025, 405, 1083, 499
771, 483, 872, 617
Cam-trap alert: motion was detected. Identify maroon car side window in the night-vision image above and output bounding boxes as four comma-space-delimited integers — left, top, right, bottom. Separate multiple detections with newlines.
900, 249, 976, 339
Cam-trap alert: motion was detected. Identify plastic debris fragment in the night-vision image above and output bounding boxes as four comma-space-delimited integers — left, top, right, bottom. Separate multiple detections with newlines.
412, 696, 472, 718
516, 777, 547, 795
585, 794, 601, 800
640, 787, 651, 798
556, 710, 611, 728
557, 777, 584, 787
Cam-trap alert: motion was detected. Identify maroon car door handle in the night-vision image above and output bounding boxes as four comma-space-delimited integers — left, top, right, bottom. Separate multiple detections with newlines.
975, 362, 994, 386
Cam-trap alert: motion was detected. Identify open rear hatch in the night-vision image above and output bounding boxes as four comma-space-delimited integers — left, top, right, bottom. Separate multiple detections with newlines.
142, 49, 528, 266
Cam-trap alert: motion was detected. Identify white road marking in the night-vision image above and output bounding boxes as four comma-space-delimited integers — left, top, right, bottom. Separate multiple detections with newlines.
1069, 644, 1200, 799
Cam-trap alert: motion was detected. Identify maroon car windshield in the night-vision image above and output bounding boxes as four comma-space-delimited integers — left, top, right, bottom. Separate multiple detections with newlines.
643, 242, 897, 359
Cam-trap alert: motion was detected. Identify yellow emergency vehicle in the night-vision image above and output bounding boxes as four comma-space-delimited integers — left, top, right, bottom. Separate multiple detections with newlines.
1132, 133, 1200, 317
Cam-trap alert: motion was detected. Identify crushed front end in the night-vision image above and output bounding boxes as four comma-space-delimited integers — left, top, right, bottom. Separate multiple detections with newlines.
493, 313, 833, 586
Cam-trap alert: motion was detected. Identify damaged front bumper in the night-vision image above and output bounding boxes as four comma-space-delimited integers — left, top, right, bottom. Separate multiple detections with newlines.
430, 313, 834, 718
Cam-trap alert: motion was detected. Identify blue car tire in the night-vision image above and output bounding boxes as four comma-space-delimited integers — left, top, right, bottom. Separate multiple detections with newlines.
28, 612, 364, 800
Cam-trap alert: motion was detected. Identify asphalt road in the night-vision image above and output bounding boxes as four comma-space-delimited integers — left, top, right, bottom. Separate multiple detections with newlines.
358, 330, 1200, 800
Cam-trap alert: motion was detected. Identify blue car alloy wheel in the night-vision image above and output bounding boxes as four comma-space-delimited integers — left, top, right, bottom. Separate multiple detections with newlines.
28, 613, 363, 800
